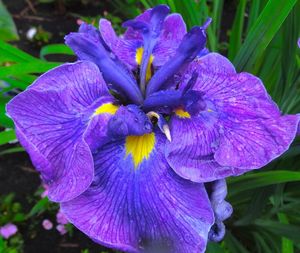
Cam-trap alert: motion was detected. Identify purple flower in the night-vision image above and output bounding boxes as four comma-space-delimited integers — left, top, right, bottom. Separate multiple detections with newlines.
6, 4, 299, 253
0, 223, 18, 239
42, 219, 53, 230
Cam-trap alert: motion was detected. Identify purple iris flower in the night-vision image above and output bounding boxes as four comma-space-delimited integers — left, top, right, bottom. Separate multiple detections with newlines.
6, 5, 300, 253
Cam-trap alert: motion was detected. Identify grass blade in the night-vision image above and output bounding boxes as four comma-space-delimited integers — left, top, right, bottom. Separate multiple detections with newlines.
233, 0, 297, 71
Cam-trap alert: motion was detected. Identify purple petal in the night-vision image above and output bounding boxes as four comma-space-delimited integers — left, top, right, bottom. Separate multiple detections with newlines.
99, 19, 142, 70
153, 13, 187, 66
214, 115, 299, 170
167, 53, 300, 182
123, 9, 152, 40
124, 5, 170, 91
99, 19, 119, 51
0, 224, 18, 239
61, 132, 214, 253
6, 61, 112, 202
166, 108, 234, 182
65, 24, 143, 104
107, 105, 152, 138
143, 89, 183, 112
146, 26, 207, 96
205, 180, 232, 242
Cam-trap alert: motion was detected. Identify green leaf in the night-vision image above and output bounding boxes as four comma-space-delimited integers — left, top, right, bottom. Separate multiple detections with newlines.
0, 147, 24, 156
0, 97, 13, 128
233, 0, 298, 71
0, 129, 16, 145
228, 171, 300, 197
206, 242, 226, 253
228, 0, 247, 60
255, 219, 300, 244
40, 44, 74, 60
26, 197, 49, 218
0, 0, 19, 41
0, 40, 37, 63
277, 213, 294, 253
0, 62, 60, 79
224, 232, 250, 253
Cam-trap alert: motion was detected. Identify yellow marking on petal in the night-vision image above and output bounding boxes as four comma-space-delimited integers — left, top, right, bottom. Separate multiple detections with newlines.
174, 108, 191, 118
125, 133, 155, 168
146, 54, 154, 82
135, 47, 154, 82
207, 108, 213, 112
94, 103, 118, 115
136, 47, 144, 65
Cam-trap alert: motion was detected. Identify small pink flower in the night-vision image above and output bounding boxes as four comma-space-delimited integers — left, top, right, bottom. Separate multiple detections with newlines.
42, 219, 53, 230
56, 210, 68, 225
77, 19, 84, 26
56, 224, 67, 235
0, 223, 18, 239
41, 183, 49, 198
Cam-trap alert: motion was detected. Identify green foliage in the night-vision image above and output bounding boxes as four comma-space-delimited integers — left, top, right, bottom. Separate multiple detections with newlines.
0, 1, 19, 41
0, 193, 26, 225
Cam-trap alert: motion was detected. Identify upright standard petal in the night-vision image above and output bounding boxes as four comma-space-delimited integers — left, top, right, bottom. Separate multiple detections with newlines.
61, 132, 214, 253
153, 13, 187, 66
166, 53, 300, 182
101, 8, 186, 72
65, 24, 143, 104
146, 26, 207, 96
6, 61, 113, 202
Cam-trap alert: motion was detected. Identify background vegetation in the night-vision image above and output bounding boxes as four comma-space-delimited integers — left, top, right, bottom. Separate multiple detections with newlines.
0, 0, 299, 252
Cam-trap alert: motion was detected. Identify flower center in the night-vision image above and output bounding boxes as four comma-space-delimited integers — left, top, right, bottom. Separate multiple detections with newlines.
125, 132, 155, 168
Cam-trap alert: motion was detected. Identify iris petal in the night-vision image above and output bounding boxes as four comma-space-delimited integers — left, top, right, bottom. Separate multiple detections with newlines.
146, 26, 207, 96
206, 179, 232, 242
6, 61, 113, 202
61, 132, 214, 253
65, 24, 143, 104
108, 105, 153, 138
166, 53, 300, 182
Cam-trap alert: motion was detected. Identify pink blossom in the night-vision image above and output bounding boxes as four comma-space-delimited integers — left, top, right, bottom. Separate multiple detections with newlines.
56, 224, 67, 235
42, 219, 53, 230
41, 183, 49, 198
56, 210, 68, 225
0, 223, 18, 239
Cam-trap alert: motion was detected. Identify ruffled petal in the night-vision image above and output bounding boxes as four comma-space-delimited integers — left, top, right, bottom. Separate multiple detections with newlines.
6, 61, 113, 202
167, 53, 299, 181
61, 132, 214, 253
166, 107, 233, 182
214, 115, 299, 170
153, 13, 187, 66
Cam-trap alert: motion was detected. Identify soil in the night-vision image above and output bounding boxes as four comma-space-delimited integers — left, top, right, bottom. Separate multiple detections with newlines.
0, 0, 236, 252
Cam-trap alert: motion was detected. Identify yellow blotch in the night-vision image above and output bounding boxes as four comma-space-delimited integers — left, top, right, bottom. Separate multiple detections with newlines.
125, 133, 155, 168
135, 47, 154, 82
136, 47, 144, 65
94, 103, 118, 115
174, 108, 191, 118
